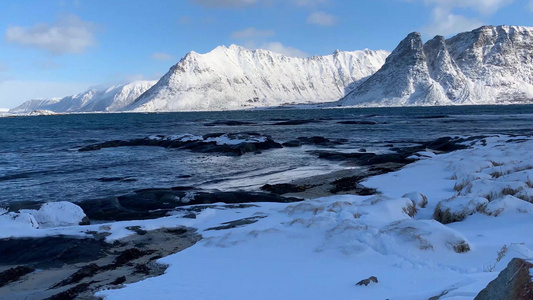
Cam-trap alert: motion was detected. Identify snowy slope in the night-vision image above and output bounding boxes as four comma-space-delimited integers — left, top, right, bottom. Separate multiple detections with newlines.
10, 81, 156, 114
338, 25, 533, 107
125, 45, 389, 112
8, 98, 61, 114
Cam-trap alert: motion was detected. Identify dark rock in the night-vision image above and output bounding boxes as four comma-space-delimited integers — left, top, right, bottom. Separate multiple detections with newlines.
271, 119, 321, 126
204, 120, 256, 126
78, 133, 282, 156
97, 177, 127, 182
475, 258, 533, 300
182, 213, 197, 219
79, 188, 301, 222
311, 151, 375, 162
282, 140, 302, 147
423, 136, 472, 152
356, 276, 378, 286
126, 226, 148, 235
330, 176, 377, 195
45, 282, 92, 300
134, 264, 151, 275
165, 227, 188, 236
261, 183, 308, 195
415, 115, 448, 119
0, 266, 34, 287
205, 216, 265, 231
51, 264, 100, 288
110, 276, 126, 285
0, 237, 108, 268
114, 248, 149, 266
297, 136, 331, 145
337, 120, 378, 125
365, 153, 411, 165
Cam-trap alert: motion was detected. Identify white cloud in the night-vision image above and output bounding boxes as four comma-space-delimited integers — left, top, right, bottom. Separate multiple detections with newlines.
151, 52, 175, 60
405, 0, 513, 37
231, 27, 275, 39
306, 11, 337, 26
528, 0, 533, 11
422, 0, 514, 15
422, 9, 484, 37
5, 14, 97, 55
0, 80, 92, 109
192, 0, 257, 8
259, 42, 309, 57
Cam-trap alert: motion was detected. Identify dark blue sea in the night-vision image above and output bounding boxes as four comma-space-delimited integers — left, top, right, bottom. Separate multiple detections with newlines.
2, 105, 533, 205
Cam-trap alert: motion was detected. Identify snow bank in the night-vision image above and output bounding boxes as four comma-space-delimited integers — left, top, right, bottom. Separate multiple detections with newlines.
0, 201, 88, 237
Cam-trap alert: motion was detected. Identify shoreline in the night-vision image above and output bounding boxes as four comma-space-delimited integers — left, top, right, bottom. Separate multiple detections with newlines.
3, 134, 533, 299
0, 227, 200, 300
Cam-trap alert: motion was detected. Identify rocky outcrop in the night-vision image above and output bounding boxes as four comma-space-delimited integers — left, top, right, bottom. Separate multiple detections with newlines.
78, 133, 283, 156
475, 258, 533, 299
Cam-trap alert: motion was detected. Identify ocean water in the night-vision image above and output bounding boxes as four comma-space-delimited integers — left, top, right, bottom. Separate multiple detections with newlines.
1, 105, 533, 205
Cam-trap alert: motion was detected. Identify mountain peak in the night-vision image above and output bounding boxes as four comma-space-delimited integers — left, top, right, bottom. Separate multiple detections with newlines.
338, 25, 533, 107
126, 47, 389, 111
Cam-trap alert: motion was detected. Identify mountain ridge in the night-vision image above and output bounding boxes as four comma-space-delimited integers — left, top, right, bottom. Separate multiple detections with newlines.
124, 44, 389, 111
10, 81, 157, 114
337, 25, 533, 107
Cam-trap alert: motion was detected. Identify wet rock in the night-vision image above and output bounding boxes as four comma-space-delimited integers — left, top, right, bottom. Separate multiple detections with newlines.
282, 140, 302, 147
45, 282, 93, 300
51, 264, 100, 288
261, 183, 308, 195
134, 264, 151, 275
78, 133, 282, 156
475, 258, 533, 300
329, 175, 378, 195
0, 237, 108, 268
126, 226, 148, 235
205, 216, 266, 231
204, 120, 256, 126
110, 276, 127, 285
356, 276, 378, 286
415, 115, 448, 119
0, 266, 34, 287
79, 188, 301, 222
337, 120, 378, 125
114, 248, 150, 266
271, 119, 321, 125
297, 136, 331, 145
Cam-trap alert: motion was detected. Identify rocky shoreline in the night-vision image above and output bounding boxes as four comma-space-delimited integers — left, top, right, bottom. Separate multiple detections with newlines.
0, 227, 199, 300
0, 135, 488, 299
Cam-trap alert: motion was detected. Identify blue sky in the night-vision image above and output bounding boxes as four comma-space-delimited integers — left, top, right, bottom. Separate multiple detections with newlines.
1, 0, 532, 108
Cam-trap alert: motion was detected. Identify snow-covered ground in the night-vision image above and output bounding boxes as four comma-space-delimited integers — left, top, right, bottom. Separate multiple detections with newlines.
4, 135, 533, 299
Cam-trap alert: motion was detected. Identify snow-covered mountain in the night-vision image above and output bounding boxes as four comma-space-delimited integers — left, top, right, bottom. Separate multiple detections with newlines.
125, 45, 389, 112
9, 99, 61, 114
338, 25, 533, 107
10, 81, 156, 114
